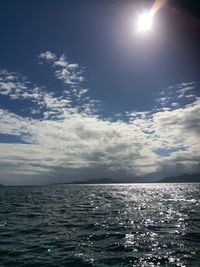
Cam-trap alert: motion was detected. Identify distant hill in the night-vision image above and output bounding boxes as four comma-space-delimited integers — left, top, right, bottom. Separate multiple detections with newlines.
72, 174, 200, 184
157, 174, 200, 183
70, 178, 117, 184
49, 174, 200, 186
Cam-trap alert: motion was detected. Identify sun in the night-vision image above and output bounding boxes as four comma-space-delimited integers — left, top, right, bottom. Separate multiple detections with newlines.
137, 11, 154, 33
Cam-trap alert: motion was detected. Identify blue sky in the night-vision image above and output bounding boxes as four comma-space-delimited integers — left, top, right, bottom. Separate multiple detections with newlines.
0, 0, 200, 185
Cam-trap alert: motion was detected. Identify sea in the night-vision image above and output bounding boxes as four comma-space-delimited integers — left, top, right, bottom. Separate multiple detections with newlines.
0, 183, 200, 267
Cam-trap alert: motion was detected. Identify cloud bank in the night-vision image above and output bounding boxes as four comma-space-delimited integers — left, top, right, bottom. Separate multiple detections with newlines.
0, 51, 199, 185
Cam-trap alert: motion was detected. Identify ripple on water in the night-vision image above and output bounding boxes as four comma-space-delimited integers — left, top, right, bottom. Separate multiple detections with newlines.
0, 183, 200, 267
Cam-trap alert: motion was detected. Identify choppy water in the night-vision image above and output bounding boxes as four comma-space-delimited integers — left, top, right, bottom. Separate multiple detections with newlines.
0, 184, 200, 267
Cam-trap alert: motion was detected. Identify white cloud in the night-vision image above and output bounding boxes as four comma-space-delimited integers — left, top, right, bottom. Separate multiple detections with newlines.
0, 52, 199, 184
171, 102, 179, 108
0, 70, 79, 118
1, 94, 199, 184
0, 109, 158, 184
39, 51, 85, 85
38, 51, 57, 61
54, 54, 68, 67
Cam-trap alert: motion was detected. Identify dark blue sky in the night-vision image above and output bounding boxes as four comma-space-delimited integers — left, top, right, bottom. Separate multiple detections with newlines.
0, 0, 199, 113
0, 0, 200, 184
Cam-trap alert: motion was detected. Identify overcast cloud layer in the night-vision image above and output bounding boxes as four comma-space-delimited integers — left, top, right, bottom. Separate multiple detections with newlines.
0, 51, 199, 185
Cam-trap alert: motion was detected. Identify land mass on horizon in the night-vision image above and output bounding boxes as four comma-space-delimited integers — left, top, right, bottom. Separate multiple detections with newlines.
49, 173, 200, 185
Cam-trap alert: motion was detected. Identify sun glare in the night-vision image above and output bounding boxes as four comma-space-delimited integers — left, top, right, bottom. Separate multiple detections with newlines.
137, 11, 153, 33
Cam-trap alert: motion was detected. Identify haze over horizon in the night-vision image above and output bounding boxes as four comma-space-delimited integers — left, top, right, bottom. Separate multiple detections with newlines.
0, 0, 200, 185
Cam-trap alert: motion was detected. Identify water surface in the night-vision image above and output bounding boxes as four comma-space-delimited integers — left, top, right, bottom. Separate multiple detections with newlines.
0, 184, 200, 266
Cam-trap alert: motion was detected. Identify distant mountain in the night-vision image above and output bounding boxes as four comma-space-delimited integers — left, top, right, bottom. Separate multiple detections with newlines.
157, 174, 200, 183
70, 178, 117, 184
49, 174, 200, 186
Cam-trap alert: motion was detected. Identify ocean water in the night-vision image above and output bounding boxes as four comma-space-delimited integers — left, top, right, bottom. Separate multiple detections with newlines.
0, 184, 200, 267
